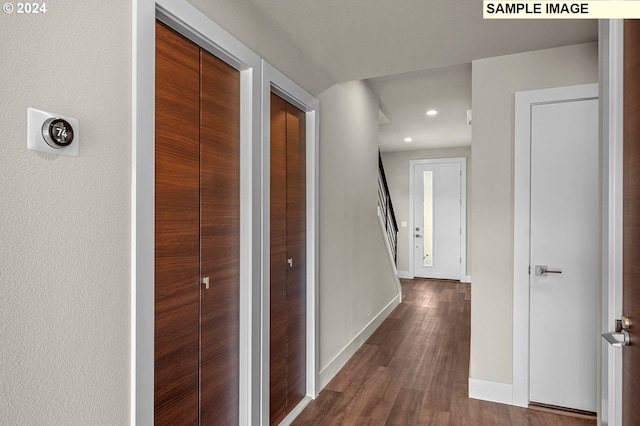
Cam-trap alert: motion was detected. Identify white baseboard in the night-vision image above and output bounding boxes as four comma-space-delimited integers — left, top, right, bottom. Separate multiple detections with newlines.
397, 270, 413, 279
318, 295, 401, 390
397, 271, 469, 282
468, 378, 513, 405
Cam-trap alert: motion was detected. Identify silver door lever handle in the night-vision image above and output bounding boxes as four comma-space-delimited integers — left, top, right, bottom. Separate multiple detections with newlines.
602, 331, 629, 348
535, 265, 562, 276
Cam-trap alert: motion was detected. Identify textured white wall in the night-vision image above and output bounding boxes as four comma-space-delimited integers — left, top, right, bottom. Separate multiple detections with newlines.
381, 148, 472, 277
0, 2, 131, 424
470, 42, 598, 384
317, 81, 400, 372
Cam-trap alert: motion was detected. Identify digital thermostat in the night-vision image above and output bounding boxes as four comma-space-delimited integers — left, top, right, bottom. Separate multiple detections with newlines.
27, 108, 79, 156
42, 117, 74, 147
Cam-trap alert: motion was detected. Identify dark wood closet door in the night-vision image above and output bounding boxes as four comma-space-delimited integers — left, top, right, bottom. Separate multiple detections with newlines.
199, 49, 241, 425
270, 93, 289, 425
285, 102, 307, 412
155, 21, 201, 425
270, 93, 307, 425
156, 21, 241, 425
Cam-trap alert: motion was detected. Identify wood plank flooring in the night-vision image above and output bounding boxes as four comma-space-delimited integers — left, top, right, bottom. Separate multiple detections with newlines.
292, 279, 596, 426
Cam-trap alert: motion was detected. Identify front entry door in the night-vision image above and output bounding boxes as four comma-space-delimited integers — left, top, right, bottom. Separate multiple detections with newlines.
412, 160, 463, 280
528, 90, 599, 412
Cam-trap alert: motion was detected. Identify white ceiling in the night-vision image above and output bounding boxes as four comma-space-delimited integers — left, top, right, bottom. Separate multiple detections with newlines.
369, 63, 472, 152
249, 0, 598, 151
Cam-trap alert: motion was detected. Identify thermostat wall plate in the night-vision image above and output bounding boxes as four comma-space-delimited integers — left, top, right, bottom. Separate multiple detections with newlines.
27, 108, 79, 157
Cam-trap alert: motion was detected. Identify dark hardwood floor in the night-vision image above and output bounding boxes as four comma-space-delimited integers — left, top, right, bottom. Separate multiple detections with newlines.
292, 279, 596, 426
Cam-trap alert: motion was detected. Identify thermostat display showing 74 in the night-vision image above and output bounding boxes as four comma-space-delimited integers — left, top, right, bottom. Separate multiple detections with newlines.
27, 107, 79, 157
42, 118, 74, 148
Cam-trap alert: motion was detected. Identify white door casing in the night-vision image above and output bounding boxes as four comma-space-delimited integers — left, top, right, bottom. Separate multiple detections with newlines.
600, 19, 624, 426
513, 83, 599, 409
409, 158, 466, 281
261, 62, 320, 426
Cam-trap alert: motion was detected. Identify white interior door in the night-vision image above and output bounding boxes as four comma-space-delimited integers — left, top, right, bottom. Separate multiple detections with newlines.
529, 96, 599, 412
413, 161, 461, 280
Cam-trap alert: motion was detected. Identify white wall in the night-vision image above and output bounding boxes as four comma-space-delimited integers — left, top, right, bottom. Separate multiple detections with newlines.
0, 2, 130, 424
318, 81, 400, 383
381, 148, 472, 277
470, 42, 598, 384
186, 0, 334, 95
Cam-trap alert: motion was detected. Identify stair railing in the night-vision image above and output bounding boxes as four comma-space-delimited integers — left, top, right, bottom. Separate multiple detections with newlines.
378, 152, 399, 265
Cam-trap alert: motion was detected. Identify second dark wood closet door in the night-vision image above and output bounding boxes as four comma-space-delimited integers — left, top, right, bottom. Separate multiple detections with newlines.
155, 21, 240, 425
270, 93, 307, 425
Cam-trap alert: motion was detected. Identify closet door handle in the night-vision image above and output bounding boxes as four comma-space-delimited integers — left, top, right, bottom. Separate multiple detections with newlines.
287, 258, 293, 268
202, 276, 210, 290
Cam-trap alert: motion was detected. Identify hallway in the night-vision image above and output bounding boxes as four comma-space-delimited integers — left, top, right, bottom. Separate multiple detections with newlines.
293, 279, 596, 425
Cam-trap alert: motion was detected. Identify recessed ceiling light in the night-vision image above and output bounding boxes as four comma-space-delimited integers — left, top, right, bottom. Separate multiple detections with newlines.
404, 137, 414, 143
426, 110, 438, 116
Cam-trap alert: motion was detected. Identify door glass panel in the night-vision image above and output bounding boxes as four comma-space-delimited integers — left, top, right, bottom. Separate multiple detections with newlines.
423, 170, 433, 267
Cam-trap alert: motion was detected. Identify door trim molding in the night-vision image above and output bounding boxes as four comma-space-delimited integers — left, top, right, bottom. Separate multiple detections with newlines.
600, 19, 624, 426
512, 83, 599, 408
260, 61, 320, 425
133, 1, 262, 424
408, 157, 467, 281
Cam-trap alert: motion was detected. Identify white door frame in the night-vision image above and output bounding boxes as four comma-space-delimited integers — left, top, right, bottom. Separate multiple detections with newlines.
133, 1, 261, 424
132, 1, 319, 425
260, 61, 320, 425
408, 157, 467, 281
600, 19, 624, 426
512, 83, 599, 408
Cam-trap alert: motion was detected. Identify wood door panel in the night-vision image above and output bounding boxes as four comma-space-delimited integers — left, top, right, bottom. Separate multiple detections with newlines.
155, 21, 201, 425
270, 300, 289, 424
285, 103, 307, 410
270, 93, 289, 305
623, 19, 640, 426
270, 93, 289, 425
199, 49, 241, 425
270, 95, 307, 424
270, 93, 288, 307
